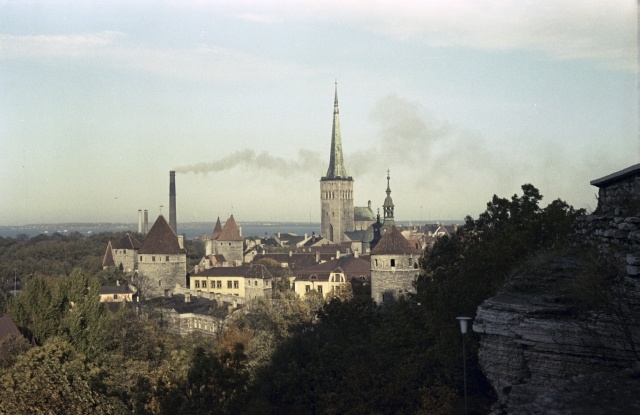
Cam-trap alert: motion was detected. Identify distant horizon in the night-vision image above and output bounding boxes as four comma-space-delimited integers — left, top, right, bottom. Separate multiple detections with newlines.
0, 218, 463, 228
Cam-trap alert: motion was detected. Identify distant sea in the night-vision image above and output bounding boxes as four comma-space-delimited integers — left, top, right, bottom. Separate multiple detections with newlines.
0, 220, 461, 240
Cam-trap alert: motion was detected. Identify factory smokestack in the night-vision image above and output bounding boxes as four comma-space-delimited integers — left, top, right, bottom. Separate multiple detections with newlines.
137, 209, 142, 234
169, 171, 177, 234
144, 210, 149, 235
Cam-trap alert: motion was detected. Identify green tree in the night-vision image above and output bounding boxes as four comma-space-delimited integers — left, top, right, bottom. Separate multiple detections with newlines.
0, 337, 127, 414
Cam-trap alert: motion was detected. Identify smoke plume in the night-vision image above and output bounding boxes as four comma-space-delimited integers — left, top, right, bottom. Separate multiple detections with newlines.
175, 148, 323, 177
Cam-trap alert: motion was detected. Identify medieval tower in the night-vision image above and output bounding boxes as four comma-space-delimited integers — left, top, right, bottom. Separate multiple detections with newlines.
320, 82, 354, 243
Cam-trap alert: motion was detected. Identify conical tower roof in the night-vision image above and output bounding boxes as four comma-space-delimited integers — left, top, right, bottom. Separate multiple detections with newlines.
211, 217, 223, 240
138, 215, 186, 254
324, 81, 350, 179
371, 226, 421, 256
218, 215, 242, 241
102, 241, 115, 267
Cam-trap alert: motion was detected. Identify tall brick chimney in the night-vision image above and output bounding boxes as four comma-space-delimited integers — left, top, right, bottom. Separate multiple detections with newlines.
144, 210, 148, 235
169, 171, 177, 234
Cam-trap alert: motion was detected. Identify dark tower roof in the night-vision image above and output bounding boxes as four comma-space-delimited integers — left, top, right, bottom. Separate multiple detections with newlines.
323, 81, 350, 180
138, 215, 186, 254
211, 217, 223, 240
102, 241, 115, 267
112, 233, 142, 250
218, 215, 242, 241
371, 225, 421, 256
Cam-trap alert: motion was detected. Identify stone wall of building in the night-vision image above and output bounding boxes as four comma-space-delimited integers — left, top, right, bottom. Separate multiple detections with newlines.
370, 254, 419, 305
214, 240, 243, 265
112, 249, 137, 273
320, 179, 354, 242
138, 254, 187, 298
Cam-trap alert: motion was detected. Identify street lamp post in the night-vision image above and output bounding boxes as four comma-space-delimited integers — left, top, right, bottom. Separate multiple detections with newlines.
456, 316, 472, 415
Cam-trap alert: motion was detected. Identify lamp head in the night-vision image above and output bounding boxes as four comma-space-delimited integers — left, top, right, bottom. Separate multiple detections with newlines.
456, 316, 472, 334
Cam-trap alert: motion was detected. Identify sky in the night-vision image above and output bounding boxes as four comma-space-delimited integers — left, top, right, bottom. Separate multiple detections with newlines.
1, 0, 637, 226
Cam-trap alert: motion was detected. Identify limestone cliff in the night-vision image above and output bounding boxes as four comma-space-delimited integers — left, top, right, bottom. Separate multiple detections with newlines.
474, 167, 640, 414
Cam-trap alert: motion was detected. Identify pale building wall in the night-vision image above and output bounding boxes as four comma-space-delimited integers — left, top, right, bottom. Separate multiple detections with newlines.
294, 272, 347, 299
190, 275, 246, 297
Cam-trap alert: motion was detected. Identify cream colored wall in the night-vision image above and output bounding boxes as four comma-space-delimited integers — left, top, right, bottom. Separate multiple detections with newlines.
191, 275, 246, 297
294, 272, 346, 299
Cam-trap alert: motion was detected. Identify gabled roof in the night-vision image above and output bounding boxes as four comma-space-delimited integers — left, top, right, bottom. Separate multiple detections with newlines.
102, 241, 115, 267
138, 215, 186, 254
112, 233, 142, 250
218, 215, 242, 241
99, 284, 136, 295
0, 316, 20, 341
371, 226, 422, 256
211, 217, 223, 240
296, 256, 371, 281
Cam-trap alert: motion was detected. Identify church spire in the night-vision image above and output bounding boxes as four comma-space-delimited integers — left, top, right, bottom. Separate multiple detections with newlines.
325, 81, 349, 179
383, 169, 395, 228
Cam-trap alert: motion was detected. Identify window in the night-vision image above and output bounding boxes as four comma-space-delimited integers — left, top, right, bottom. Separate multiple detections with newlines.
123, 249, 126, 254
227, 281, 232, 289
152, 256, 156, 262
113, 294, 118, 300
318, 286, 323, 294
233, 281, 239, 289
139, 256, 143, 261
217, 281, 222, 289
305, 285, 311, 292
166, 255, 170, 261
390, 259, 396, 267
255, 280, 258, 286
195, 281, 200, 288
202, 281, 207, 288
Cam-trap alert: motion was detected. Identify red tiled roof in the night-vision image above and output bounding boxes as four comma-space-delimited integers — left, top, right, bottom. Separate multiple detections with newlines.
211, 217, 223, 240
112, 233, 142, 250
218, 215, 242, 241
371, 226, 422, 255
138, 215, 186, 254
102, 241, 115, 267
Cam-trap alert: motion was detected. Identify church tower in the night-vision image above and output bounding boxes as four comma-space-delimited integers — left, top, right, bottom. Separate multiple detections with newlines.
320, 82, 354, 243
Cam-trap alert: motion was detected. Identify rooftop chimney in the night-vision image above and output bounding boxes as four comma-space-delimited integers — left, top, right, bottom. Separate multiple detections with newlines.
169, 171, 177, 234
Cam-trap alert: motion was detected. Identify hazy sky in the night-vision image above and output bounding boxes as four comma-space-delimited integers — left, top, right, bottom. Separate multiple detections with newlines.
1, 0, 637, 225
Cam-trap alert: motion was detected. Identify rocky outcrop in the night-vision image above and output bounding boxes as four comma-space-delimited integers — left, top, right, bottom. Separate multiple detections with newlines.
474, 167, 640, 414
